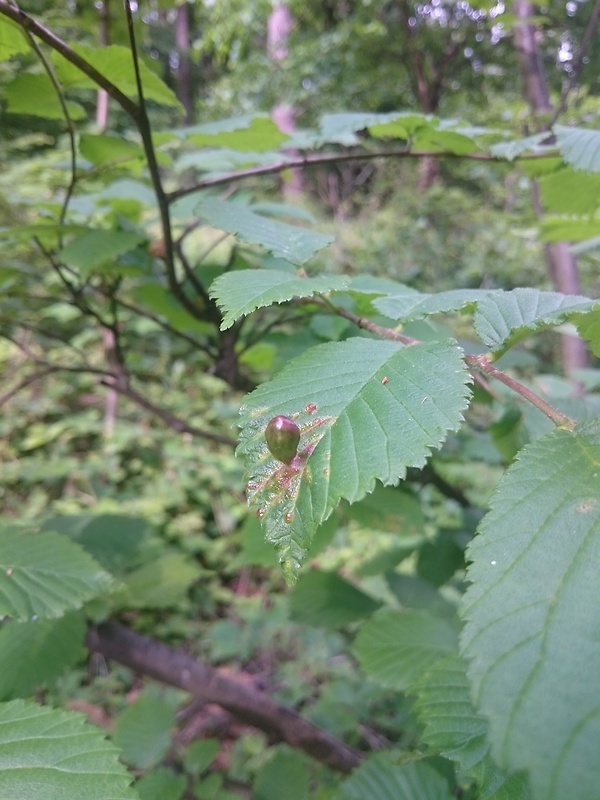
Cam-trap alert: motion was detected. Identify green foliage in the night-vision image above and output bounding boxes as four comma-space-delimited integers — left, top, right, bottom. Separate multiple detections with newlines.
0, 529, 114, 620
0, 700, 138, 800
460, 421, 600, 800
0, 2, 599, 798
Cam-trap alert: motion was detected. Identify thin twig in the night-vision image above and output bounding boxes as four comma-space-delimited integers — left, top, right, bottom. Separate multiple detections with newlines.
123, 1, 209, 326
167, 148, 556, 203
465, 354, 576, 429
103, 380, 237, 446
0, 367, 59, 408
21, 31, 77, 229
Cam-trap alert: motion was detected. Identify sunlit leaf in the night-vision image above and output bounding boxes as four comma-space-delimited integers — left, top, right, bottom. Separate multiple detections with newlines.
210, 268, 349, 329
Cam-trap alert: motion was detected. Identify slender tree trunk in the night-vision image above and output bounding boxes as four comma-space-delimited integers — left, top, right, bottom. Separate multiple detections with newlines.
268, 2, 303, 197
175, 1, 193, 124
96, 0, 110, 131
513, 0, 587, 375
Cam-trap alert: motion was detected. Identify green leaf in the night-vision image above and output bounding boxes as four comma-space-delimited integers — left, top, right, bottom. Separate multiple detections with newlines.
80, 134, 145, 167
0, 530, 114, 621
238, 338, 471, 580
574, 308, 600, 357
254, 747, 310, 800
4, 73, 86, 120
489, 133, 549, 161
0, 699, 138, 799
374, 289, 488, 322
414, 655, 531, 800
179, 113, 289, 151
353, 609, 458, 691
289, 570, 381, 628
210, 269, 349, 329
0, 17, 29, 60
460, 421, 600, 800
115, 552, 199, 609
540, 216, 600, 242
136, 768, 186, 800
473, 289, 599, 353
113, 690, 179, 770
335, 753, 454, 800
60, 229, 145, 275
52, 45, 182, 109
539, 168, 600, 214
195, 199, 334, 265
0, 613, 85, 700
554, 125, 600, 172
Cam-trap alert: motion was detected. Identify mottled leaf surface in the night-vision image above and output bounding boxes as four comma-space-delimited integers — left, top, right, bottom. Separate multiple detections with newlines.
238, 338, 471, 580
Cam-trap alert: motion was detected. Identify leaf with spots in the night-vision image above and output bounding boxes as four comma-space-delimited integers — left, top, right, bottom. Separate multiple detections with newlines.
460, 420, 600, 800
237, 337, 472, 582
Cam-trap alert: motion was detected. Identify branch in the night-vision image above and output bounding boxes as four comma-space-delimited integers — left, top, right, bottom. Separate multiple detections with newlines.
105, 380, 237, 446
166, 148, 553, 203
0, 0, 139, 120
86, 621, 362, 774
466, 354, 576, 429
0, 367, 58, 408
123, 1, 208, 327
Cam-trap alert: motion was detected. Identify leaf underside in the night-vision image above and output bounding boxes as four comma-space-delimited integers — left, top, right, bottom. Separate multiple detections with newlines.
238, 337, 471, 580
460, 420, 600, 800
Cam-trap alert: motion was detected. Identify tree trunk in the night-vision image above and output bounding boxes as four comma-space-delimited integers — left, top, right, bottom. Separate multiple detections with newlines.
513, 0, 587, 375
175, 2, 193, 124
268, 2, 303, 197
96, 0, 110, 131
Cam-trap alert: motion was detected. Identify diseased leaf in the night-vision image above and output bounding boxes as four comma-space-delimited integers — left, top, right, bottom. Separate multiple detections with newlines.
473, 289, 599, 353
336, 753, 453, 800
375, 289, 488, 322
0, 530, 114, 621
414, 655, 531, 800
554, 125, 600, 172
460, 421, 600, 800
210, 269, 349, 329
353, 609, 458, 690
0, 613, 86, 700
238, 338, 471, 580
196, 198, 333, 265
0, 700, 138, 799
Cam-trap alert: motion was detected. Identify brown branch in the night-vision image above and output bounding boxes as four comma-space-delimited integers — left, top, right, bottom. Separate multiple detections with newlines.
0, 0, 139, 120
0, 367, 59, 408
105, 380, 236, 446
466, 354, 576, 429
123, 1, 209, 327
86, 621, 362, 774
166, 148, 553, 203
